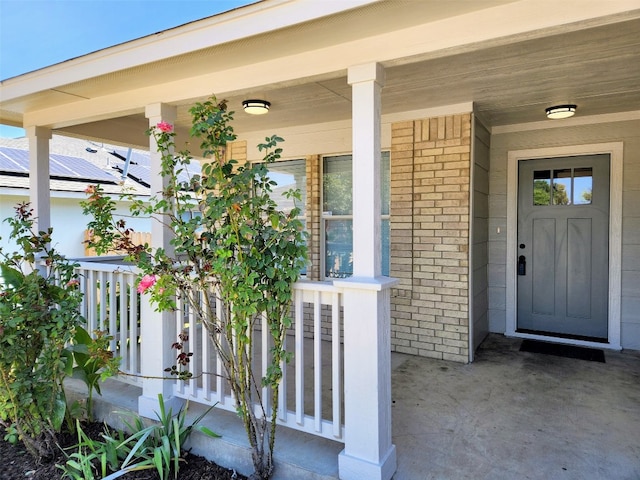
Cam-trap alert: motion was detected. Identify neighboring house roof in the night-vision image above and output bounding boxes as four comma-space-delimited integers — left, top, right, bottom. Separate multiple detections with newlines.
0, 135, 201, 196
0, 135, 150, 195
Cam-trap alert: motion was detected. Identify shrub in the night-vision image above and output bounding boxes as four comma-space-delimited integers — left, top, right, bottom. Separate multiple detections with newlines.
0, 203, 84, 458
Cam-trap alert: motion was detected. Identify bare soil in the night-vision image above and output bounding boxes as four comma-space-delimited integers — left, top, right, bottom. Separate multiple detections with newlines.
0, 423, 248, 480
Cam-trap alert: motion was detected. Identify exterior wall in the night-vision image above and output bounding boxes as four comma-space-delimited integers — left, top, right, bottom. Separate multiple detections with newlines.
389, 114, 472, 362
0, 193, 148, 258
241, 111, 474, 363
488, 118, 640, 350
472, 117, 490, 351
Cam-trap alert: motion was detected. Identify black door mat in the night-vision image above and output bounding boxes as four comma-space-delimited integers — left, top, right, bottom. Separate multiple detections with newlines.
520, 339, 605, 363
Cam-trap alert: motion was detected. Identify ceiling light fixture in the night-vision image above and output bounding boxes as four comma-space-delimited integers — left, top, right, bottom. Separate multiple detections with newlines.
545, 104, 577, 120
242, 99, 271, 115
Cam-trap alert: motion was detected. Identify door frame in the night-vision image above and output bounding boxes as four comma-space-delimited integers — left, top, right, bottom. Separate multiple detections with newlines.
506, 142, 623, 349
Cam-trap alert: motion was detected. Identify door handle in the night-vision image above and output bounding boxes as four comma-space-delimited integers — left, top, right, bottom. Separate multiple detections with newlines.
518, 255, 526, 276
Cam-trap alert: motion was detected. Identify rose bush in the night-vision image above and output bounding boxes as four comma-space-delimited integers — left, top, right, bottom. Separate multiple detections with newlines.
82, 97, 307, 479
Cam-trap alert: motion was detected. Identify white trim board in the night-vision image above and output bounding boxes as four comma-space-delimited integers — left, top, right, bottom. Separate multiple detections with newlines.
506, 142, 623, 350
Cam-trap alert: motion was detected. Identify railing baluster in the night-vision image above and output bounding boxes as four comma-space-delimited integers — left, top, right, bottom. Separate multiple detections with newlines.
175, 295, 185, 396
201, 291, 211, 402
313, 291, 322, 433
295, 289, 304, 425
187, 294, 197, 399
99, 272, 107, 331
261, 312, 269, 413
130, 275, 139, 378
278, 324, 287, 422
215, 294, 225, 405
332, 291, 342, 438
109, 272, 117, 353
118, 272, 128, 372
87, 269, 97, 334
79, 268, 87, 325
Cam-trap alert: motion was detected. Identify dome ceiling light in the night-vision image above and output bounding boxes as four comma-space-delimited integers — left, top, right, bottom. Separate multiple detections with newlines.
545, 104, 577, 119
242, 99, 271, 115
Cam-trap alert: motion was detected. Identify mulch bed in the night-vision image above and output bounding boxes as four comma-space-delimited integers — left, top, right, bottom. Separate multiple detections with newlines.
0, 422, 248, 480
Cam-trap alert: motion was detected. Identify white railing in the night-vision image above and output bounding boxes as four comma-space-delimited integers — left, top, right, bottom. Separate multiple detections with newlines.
74, 259, 142, 385
173, 281, 345, 442
72, 259, 345, 442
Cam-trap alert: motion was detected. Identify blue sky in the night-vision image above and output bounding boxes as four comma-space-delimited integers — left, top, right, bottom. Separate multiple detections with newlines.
0, 0, 253, 138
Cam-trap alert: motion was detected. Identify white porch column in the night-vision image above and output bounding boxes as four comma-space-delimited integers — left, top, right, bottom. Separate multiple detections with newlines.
335, 63, 397, 480
26, 126, 52, 235
138, 103, 182, 417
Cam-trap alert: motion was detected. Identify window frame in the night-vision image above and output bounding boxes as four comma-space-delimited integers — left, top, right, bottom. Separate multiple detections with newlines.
321, 151, 390, 280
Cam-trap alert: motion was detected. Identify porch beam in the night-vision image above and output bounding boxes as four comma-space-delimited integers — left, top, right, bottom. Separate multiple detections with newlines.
336, 62, 397, 480
26, 126, 52, 235
138, 103, 182, 418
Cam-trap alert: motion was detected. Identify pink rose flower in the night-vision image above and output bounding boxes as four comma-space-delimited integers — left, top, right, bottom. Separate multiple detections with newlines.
137, 274, 157, 294
66, 279, 80, 288
157, 121, 173, 133
85, 185, 96, 194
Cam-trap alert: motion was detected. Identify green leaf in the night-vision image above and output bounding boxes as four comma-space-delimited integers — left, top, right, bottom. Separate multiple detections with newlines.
51, 393, 67, 431
195, 425, 221, 438
0, 264, 22, 288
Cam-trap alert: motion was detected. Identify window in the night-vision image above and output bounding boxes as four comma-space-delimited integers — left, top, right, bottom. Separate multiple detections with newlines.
265, 159, 307, 274
264, 159, 307, 217
533, 167, 592, 206
323, 152, 390, 278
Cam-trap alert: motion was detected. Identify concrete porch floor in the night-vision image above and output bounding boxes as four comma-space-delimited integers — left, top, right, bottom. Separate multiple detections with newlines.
68, 334, 640, 479
391, 334, 640, 480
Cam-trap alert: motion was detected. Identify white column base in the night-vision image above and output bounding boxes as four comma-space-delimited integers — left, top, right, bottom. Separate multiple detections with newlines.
334, 276, 398, 480
339, 445, 397, 480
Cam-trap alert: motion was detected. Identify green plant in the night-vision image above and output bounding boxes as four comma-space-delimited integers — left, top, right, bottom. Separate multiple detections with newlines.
60, 394, 218, 480
125, 393, 220, 480
81, 97, 307, 478
0, 203, 84, 459
66, 326, 121, 421
60, 418, 157, 480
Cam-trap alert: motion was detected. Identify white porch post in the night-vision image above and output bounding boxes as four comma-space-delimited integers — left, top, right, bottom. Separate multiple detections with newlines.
26, 126, 52, 235
335, 63, 397, 480
138, 103, 182, 417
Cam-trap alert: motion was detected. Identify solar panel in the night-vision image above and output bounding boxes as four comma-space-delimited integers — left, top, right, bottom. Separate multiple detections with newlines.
0, 146, 118, 183
112, 149, 150, 167
0, 147, 30, 173
123, 163, 150, 188
50, 154, 118, 183
111, 148, 201, 188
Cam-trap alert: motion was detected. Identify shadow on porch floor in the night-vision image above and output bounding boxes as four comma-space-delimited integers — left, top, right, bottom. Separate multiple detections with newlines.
66, 334, 640, 479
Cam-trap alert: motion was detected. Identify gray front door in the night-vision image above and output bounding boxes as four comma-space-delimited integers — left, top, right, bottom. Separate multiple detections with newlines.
517, 155, 610, 339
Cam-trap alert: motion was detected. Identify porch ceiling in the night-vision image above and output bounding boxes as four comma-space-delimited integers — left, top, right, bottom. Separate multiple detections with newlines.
1, 0, 639, 149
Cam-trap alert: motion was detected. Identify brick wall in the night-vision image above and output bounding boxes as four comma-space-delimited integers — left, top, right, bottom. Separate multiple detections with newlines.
306, 155, 322, 281
390, 114, 471, 362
